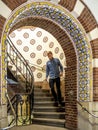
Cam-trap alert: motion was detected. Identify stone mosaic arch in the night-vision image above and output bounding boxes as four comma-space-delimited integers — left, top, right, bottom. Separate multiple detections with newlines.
1, 1, 92, 104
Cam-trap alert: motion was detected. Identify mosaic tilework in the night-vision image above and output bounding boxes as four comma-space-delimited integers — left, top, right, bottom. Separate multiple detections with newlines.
1, 2, 92, 101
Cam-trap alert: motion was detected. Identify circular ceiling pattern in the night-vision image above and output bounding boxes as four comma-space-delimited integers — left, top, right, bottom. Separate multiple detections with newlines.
30, 52, 36, 58
31, 66, 36, 72
49, 42, 54, 48
9, 27, 65, 82
23, 46, 29, 52
36, 31, 42, 37
43, 51, 47, 57
43, 36, 48, 43
30, 39, 36, 45
23, 32, 29, 39
16, 39, 22, 45
55, 47, 59, 54
60, 53, 64, 60
36, 45, 42, 51
37, 59, 42, 65
37, 72, 42, 78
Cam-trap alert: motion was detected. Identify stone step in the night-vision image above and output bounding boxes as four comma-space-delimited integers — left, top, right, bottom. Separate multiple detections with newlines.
34, 97, 54, 101
34, 101, 65, 107
34, 89, 50, 93
34, 106, 65, 112
34, 92, 52, 97
32, 118, 65, 128
34, 101, 55, 107
33, 112, 65, 119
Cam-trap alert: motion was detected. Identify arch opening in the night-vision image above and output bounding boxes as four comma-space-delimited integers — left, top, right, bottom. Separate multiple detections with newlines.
1, 1, 93, 129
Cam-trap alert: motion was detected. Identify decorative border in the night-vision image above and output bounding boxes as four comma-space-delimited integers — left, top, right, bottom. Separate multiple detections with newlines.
1, 1, 92, 103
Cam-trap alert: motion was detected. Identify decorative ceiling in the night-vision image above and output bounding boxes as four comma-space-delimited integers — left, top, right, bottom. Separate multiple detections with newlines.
9, 26, 66, 81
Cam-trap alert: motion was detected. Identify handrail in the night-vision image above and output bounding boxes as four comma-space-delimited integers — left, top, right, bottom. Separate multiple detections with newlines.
6, 93, 16, 120
6, 36, 34, 127
77, 100, 98, 118
7, 36, 34, 93
9, 54, 46, 72
68, 90, 98, 119
5, 92, 16, 128
1, 125, 15, 130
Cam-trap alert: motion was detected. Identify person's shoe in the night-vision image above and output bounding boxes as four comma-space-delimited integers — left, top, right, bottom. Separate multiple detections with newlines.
54, 102, 58, 107
58, 102, 64, 107
58, 103, 62, 107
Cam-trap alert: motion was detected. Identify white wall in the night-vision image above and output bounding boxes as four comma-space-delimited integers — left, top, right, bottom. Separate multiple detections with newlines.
9, 27, 66, 82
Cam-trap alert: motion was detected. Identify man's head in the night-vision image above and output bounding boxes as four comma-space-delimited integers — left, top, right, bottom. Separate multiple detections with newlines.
47, 51, 53, 60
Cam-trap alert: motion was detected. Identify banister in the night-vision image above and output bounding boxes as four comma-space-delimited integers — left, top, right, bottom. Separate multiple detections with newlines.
7, 36, 34, 93
9, 54, 46, 72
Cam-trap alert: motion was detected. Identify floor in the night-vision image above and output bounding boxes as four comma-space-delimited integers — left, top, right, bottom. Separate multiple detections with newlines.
11, 125, 69, 130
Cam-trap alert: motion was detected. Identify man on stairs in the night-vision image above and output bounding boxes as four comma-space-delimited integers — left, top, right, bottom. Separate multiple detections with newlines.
45, 51, 63, 107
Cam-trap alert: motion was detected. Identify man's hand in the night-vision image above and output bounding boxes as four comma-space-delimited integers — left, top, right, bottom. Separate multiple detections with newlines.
45, 78, 48, 82
60, 72, 63, 77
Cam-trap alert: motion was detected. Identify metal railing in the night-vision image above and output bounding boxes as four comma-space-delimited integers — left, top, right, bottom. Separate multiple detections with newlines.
6, 93, 16, 126
77, 100, 98, 118
68, 90, 98, 118
6, 36, 34, 128
7, 36, 34, 93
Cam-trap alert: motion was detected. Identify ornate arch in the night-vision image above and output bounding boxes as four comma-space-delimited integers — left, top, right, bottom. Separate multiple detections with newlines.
1, 1, 92, 104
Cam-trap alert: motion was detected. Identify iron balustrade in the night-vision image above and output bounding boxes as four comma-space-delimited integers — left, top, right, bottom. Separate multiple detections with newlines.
7, 36, 34, 93
6, 36, 34, 127
6, 93, 33, 127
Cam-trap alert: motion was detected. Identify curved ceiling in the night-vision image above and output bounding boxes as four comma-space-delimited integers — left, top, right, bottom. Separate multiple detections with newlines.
9, 26, 66, 81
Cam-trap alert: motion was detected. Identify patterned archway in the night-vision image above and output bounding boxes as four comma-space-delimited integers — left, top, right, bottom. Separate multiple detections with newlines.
1, 1, 92, 104
1, 1, 94, 129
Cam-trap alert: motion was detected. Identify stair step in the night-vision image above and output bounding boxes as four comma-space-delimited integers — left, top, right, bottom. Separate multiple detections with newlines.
34, 101, 65, 107
34, 107, 65, 112
34, 97, 54, 101
33, 112, 65, 119
34, 101, 55, 106
32, 118, 65, 128
34, 89, 50, 93
34, 93, 51, 97
33, 86, 65, 128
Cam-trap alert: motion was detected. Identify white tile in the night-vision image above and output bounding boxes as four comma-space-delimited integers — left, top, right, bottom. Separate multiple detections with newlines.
92, 59, 98, 67
71, 0, 85, 18
87, 27, 98, 41
0, 0, 11, 19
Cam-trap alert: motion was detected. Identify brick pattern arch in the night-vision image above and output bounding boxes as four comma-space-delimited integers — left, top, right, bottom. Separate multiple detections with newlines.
91, 38, 98, 101
78, 7, 97, 33
58, 0, 98, 102
58, 0, 77, 11
0, 0, 98, 129
1, 0, 27, 10
1, 1, 93, 129
0, 15, 6, 39
3, 1, 92, 102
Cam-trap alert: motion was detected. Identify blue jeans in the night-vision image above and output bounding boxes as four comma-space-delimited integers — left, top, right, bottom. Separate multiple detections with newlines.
49, 77, 62, 103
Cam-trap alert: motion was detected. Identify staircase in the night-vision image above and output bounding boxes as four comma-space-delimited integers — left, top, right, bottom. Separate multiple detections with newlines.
5, 37, 66, 129
33, 86, 65, 128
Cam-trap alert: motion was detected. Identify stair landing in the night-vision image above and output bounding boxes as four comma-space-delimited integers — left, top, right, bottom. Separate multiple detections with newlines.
10, 125, 69, 130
